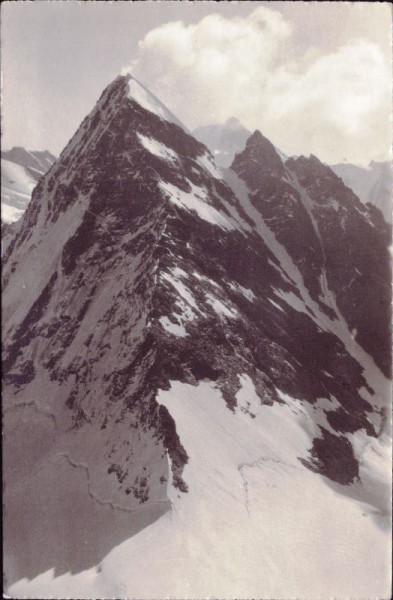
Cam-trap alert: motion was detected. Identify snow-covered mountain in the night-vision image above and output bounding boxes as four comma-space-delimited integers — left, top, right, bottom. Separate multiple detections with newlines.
1, 147, 56, 224
330, 160, 392, 223
3, 75, 391, 599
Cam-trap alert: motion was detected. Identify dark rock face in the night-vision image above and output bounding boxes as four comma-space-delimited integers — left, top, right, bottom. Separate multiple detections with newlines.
3, 271, 58, 378
231, 140, 391, 379
287, 155, 391, 378
2, 75, 391, 585
232, 130, 286, 179
231, 135, 329, 311
229, 142, 391, 482
300, 427, 360, 485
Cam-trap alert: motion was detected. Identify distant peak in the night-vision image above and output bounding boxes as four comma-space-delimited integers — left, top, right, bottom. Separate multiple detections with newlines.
225, 117, 242, 128
4, 146, 30, 155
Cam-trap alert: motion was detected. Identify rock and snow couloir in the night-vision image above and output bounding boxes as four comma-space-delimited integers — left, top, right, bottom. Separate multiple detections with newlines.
2, 75, 391, 599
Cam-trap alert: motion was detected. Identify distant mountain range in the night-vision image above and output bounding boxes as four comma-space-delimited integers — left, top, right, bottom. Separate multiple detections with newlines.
1, 148, 56, 224
329, 161, 392, 223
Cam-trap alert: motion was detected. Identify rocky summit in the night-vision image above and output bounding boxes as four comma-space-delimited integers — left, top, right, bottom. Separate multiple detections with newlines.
2, 74, 391, 599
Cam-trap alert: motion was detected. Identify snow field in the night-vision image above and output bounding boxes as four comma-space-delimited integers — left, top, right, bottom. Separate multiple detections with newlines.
14, 376, 390, 599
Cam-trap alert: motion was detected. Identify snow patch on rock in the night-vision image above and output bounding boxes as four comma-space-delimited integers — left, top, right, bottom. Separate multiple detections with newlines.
171, 266, 188, 280
162, 270, 199, 312
196, 151, 223, 180
159, 180, 235, 230
273, 288, 311, 317
229, 282, 255, 301
268, 298, 284, 312
159, 317, 187, 337
206, 292, 238, 319
137, 133, 178, 164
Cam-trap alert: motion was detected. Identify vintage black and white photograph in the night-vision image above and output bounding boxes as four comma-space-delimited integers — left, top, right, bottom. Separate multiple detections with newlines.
2, 1, 392, 598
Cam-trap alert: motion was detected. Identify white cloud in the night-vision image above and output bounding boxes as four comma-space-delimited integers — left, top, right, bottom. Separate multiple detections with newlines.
125, 6, 391, 165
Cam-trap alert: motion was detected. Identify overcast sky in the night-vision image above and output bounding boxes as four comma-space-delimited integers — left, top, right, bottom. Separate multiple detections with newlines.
2, 1, 392, 165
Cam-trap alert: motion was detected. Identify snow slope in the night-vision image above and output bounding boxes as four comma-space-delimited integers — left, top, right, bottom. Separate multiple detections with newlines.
8, 379, 391, 599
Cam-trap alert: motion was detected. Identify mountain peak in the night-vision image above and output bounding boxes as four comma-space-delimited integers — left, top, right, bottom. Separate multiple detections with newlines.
3, 69, 391, 600
245, 130, 277, 151
232, 129, 286, 177
286, 154, 330, 183
224, 117, 243, 128
125, 74, 186, 131
246, 129, 264, 143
